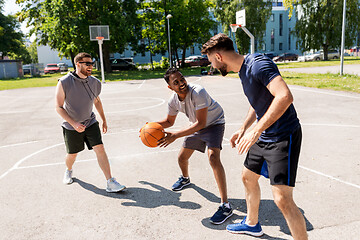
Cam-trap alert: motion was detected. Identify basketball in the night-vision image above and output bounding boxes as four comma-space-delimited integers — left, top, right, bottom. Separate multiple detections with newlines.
139, 122, 165, 148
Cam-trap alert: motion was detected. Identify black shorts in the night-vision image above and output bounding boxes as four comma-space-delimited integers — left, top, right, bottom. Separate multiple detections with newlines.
244, 126, 302, 187
183, 123, 224, 153
62, 122, 103, 154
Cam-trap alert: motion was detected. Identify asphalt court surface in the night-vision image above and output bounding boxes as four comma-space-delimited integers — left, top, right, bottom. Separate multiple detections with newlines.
0, 74, 359, 239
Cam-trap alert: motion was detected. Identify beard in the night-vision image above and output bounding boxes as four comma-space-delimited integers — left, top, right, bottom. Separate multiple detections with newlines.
80, 66, 92, 77
219, 64, 228, 76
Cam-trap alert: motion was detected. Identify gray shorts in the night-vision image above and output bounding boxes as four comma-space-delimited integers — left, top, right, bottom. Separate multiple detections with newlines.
183, 123, 225, 153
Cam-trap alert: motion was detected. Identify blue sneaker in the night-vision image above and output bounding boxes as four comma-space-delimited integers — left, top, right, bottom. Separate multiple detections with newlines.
210, 203, 233, 224
171, 176, 190, 191
226, 216, 264, 236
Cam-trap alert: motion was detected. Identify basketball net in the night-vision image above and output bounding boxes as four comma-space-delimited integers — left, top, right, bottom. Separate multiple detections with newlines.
230, 24, 241, 33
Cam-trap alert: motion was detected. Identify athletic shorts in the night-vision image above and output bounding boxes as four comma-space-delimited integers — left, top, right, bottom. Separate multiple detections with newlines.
244, 126, 302, 187
62, 122, 103, 154
183, 123, 224, 153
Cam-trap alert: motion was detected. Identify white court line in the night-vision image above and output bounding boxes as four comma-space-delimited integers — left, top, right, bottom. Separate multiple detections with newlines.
299, 166, 360, 189
0, 143, 64, 180
0, 140, 39, 149
138, 79, 146, 89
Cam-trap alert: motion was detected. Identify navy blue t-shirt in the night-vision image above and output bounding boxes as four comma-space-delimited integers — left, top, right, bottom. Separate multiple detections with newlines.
238, 53, 300, 142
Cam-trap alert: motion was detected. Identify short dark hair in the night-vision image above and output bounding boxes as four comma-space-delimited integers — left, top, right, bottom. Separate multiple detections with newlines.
74, 52, 92, 63
164, 68, 181, 84
201, 33, 235, 55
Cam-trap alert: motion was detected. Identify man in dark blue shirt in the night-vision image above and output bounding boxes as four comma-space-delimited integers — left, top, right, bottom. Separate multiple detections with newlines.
202, 33, 307, 240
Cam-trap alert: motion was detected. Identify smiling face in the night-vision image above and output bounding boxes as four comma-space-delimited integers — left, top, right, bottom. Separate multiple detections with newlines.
76, 57, 93, 77
167, 71, 188, 98
207, 52, 228, 76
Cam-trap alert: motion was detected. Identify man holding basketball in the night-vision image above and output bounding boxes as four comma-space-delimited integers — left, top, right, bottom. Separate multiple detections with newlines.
157, 68, 233, 224
201, 33, 307, 239
55, 52, 125, 192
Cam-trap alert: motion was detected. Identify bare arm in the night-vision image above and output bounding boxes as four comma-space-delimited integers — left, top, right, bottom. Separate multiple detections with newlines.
55, 81, 85, 132
157, 114, 177, 129
158, 107, 208, 148
94, 96, 107, 133
237, 75, 293, 154
230, 106, 256, 148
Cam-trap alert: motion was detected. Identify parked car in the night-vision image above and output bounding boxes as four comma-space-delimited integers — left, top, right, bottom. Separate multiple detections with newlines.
110, 58, 136, 70
184, 55, 210, 67
263, 52, 277, 60
44, 63, 60, 74
305, 50, 340, 61
57, 63, 68, 72
273, 53, 298, 62
22, 64, 32, 75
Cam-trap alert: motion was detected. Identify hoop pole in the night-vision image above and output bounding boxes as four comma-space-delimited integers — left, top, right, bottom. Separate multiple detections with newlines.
340, 0, 346, 76
97, 39, 105, 83
242, 26, 255, 54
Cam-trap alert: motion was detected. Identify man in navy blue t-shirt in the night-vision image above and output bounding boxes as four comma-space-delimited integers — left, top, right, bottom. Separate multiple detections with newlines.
202, 33, 307, 239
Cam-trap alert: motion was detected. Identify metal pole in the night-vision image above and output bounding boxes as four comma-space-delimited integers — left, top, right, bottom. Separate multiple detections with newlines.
166, 14, 173, 68
241, 27, 255, 54
98, 39, 105, 83
340, 0, 346, 76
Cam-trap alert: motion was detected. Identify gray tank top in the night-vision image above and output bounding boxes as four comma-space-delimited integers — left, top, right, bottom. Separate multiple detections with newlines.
59, 72, 101, 130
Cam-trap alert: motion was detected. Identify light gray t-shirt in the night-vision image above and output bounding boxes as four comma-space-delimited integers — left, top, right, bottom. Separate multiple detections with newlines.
59, 72, 101, 130
168, 83, 225, 127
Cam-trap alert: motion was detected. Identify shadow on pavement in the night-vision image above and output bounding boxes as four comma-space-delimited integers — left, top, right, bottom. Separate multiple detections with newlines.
191, 184, 313, 237
73, 178, 201, 210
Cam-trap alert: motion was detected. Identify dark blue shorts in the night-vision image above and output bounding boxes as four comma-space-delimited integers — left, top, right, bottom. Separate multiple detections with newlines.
183, 123, 225, 153
244, 126, 302, 187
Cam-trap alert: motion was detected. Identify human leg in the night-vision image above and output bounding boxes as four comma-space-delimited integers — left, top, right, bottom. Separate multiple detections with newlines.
92, 144, 111, 180
272, 185, 308, 240
171, 147, 194, 191
207, 148, 228, 203
63, 153, 77, 184
242, 166, 261, 226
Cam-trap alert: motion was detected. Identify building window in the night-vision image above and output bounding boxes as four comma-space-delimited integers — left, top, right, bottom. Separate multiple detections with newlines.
279, 14, 283, 36
288, 28, 291, 50
190, 47, 195, 55
279, 42, 283, 51
271, 14, 274, 22
271, 29, 275, 51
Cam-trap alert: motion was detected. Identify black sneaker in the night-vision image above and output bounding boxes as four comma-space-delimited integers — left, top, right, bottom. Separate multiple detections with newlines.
210, 203, 233, 224
171, 176, 190, 191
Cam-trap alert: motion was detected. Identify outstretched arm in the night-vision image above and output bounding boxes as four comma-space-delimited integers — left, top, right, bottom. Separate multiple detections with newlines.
158, 107, 208, 148
230, 106, 256, 148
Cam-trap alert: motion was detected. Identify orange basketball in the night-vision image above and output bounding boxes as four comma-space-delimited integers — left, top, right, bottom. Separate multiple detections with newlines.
139, 122, 165, 148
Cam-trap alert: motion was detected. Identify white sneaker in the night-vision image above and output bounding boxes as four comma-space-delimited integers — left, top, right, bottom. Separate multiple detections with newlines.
106, 177, 126, 192
63, 169, 73, 184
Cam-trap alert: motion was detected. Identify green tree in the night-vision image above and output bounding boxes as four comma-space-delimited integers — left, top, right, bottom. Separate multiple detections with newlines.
139, 1, 167, 69
18, 0, 141, 72
169, 0, 217, 67
214, 0, 272, 54
27, 41, 38, 63
0, 11, 30, 62
284, 0, 360, 60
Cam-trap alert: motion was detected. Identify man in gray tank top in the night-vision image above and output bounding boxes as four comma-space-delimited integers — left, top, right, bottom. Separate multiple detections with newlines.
156, 68, 233, 225
55, 52, 125, 192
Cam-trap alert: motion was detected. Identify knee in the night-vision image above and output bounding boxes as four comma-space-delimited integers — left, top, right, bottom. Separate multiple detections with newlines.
178, 154, 189, 163
274, 194, 293, 213
93, 144, 105, 153
208, 153, 221, 168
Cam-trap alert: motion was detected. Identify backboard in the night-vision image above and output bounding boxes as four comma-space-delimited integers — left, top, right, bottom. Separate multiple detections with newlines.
89, 25, 110, 41
236, 9, 246, 27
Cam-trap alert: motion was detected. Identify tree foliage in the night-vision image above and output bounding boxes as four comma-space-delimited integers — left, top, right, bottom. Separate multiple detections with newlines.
17, 0, 141, 72
285, 0, 360, 60
0, 10, 30, 62
213, 0, 272, 54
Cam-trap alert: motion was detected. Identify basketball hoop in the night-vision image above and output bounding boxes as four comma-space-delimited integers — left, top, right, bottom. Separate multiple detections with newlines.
230, 24, 241, 33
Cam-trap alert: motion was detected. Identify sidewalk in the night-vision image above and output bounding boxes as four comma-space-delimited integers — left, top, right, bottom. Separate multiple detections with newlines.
280, 64, 360, 76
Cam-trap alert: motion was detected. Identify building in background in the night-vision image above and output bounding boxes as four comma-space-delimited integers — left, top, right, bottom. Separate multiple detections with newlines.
37, 45, 73, 67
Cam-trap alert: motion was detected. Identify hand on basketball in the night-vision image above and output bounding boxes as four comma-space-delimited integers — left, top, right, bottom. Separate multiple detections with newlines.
230, 129, 245, 148
237, 130, 261, 155
73, 122, 86, 133
158, 132, 177, 148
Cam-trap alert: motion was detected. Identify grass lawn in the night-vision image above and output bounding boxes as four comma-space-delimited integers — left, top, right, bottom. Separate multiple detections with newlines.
276, 56, 360, 69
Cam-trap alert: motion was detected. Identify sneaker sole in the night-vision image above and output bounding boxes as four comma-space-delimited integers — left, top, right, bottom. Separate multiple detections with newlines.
210, 211, 234, 225
63, 178, 73, 185
106, 185, 126, 193
227, 229, 264, 237
171, 182, 191, 191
